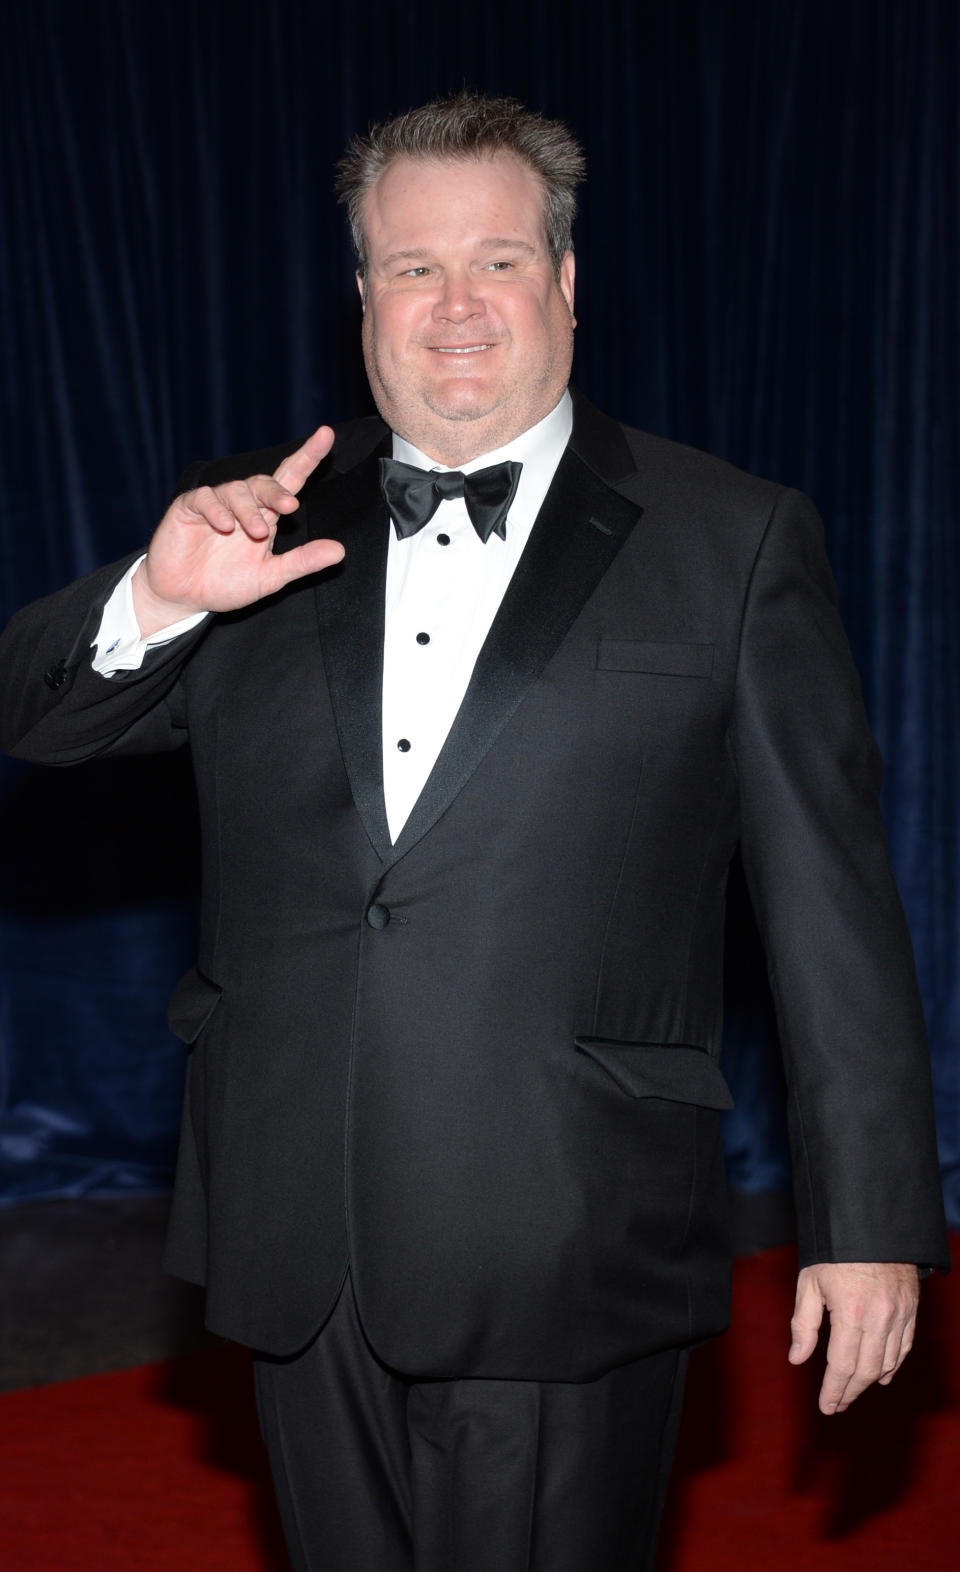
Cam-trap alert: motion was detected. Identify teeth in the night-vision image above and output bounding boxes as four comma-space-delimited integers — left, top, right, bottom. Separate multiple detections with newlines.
433, 345, 492, 354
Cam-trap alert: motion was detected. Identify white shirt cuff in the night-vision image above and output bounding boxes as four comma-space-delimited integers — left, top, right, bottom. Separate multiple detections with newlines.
91, 555, 208, 675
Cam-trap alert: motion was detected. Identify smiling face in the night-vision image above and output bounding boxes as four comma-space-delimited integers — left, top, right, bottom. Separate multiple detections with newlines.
358, 153, 576, 466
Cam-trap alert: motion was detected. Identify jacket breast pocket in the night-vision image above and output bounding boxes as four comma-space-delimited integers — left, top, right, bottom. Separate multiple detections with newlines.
167, 966, 223, 1045
574, 1038, 734, 1109
596, 639, 715, 678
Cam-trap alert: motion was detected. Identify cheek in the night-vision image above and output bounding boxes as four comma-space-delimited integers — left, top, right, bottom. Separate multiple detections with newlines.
365, 300, 410, 361
513, 293, 564, 349
543, 299, 575, 360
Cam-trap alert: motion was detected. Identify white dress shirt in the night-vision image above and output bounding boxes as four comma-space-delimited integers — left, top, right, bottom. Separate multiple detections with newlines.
92, 392, 573, 842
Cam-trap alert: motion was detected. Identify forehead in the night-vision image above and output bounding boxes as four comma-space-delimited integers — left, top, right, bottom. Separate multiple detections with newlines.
361, 153, 548, 262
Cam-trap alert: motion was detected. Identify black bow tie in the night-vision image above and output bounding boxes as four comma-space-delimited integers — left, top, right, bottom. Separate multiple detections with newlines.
379, 457, 523, 544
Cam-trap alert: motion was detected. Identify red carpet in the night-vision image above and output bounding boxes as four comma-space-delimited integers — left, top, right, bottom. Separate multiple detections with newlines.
2, 1245, 956, 1570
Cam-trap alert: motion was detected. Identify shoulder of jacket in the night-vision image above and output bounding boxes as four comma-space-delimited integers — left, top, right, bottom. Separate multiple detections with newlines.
174, 413, 388, 495
616, 421, 786, 516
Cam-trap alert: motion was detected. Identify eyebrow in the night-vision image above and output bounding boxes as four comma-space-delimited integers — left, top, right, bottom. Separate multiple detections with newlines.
377, 238, 538, 269
477, 238, 537, 255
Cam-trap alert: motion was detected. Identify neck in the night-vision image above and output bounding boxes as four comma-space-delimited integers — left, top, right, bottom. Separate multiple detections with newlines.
392, 398, 569, 470
395, 425, 515, 470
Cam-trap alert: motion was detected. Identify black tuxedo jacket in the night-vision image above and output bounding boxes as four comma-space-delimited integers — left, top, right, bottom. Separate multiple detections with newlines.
0, 390, 949, 1377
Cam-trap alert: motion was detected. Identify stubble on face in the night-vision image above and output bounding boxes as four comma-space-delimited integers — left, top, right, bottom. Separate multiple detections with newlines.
358, 154, 576, 466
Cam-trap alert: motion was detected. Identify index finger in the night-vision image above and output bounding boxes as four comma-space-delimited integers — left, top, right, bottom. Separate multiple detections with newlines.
819, 1319, 862, 1413
829, 1327, 887, 1412
274, 424, 335, 495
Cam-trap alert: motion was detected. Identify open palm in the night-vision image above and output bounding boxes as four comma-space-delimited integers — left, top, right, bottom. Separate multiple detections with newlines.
134, 425, 345, 634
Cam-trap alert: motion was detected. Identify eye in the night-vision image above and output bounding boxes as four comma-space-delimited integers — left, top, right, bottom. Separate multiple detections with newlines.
485, 260, 514, 271
401, 265, 432, 278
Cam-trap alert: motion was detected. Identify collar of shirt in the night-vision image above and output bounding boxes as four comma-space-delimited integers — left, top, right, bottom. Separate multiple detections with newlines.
389, 389, 573, 543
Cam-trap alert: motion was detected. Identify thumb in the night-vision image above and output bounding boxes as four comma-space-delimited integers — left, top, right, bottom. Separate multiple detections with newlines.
789, 1272, 825, 1365
272, 538, 345, 588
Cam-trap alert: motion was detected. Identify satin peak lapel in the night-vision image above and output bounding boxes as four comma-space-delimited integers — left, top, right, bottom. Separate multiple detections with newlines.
389, 443, 642, 864
308, 441, 394, 862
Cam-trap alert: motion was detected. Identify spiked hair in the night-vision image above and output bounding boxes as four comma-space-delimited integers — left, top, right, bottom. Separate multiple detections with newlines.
335, 91, 586, 277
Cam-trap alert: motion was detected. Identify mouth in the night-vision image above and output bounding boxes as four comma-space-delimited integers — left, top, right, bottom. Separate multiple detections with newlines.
429, 344, 496, 355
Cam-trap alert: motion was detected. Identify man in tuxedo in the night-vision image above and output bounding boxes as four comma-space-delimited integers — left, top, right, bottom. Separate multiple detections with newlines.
0, 93, 949, 1571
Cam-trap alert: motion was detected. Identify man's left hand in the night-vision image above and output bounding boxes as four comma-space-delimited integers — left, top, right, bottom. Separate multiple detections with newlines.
788, 1262, 919, 1414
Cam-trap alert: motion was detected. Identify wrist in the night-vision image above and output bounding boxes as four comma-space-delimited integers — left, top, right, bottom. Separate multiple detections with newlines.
131, 561, 199, 637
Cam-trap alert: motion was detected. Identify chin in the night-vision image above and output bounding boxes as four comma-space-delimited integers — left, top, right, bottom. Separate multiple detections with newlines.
426, 384, 504, 423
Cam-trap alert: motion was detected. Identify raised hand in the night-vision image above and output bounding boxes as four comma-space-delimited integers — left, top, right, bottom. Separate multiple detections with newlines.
133, 426, 344, 636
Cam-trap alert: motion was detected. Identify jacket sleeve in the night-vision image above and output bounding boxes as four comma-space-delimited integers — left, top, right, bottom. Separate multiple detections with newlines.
728, 487, 950, 1270
0, 462, 211, 764
0, 552, 209, 764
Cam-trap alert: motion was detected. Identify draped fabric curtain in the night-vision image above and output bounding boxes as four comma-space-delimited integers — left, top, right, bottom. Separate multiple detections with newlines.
2, 0, 957, 1221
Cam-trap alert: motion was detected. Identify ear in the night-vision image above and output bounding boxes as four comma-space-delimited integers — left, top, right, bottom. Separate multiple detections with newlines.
356, 270, 366, 311
559, 252, 576, 326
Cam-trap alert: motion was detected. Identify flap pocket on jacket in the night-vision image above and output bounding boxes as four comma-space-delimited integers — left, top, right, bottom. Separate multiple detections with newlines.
596, 639, 714, 677
167, 967, 223, 1045
574, 1038, 734, 1109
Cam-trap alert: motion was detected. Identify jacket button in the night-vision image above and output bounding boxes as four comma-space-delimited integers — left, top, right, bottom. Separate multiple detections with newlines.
43, 660, 69, 690
366, 903, 390, 930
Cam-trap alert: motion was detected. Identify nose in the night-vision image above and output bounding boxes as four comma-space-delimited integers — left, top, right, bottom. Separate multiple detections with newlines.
432, 267, 483, 323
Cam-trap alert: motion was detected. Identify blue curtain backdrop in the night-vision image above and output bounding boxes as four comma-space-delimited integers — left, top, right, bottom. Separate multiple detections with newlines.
1, 0, 957, 1222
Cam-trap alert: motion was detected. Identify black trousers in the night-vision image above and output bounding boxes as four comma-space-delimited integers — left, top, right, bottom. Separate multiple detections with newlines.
253, 1276, 688, 1572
